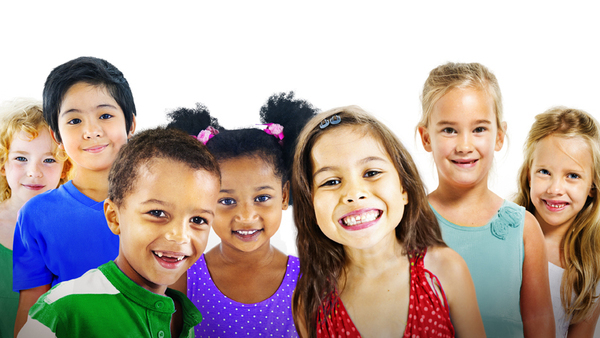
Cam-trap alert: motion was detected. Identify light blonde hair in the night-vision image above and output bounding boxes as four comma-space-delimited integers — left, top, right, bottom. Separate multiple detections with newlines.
0, 98, 72, 201
515, 107, 600, 323
417, 62, 505, 135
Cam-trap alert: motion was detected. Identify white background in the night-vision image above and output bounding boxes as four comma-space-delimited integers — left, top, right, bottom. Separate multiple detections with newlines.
1, 1, 598, 256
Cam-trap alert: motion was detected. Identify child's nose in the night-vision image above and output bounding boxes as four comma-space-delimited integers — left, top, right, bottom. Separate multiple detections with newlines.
235, 203, 259, 223
342, 180, 367, 204
456, 134, 474, 153
547, 177, 565, 195
165, 223, 190, 244
83, 120, 103, 139
27, 163, 43, 178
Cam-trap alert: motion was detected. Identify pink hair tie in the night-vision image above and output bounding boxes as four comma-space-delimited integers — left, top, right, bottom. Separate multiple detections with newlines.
261, 123, 284, 146
192, 126, 219, 145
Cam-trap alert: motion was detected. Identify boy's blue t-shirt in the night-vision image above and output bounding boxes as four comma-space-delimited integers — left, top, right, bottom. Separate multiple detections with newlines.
13, 180, 119, 291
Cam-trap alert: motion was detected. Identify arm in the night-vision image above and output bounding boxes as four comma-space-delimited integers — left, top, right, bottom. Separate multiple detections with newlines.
521, 212, 555, 338
426, 246, 486, 337
14, 284, 51, 338
567, 298, 600, 338
292, 290, 309, 338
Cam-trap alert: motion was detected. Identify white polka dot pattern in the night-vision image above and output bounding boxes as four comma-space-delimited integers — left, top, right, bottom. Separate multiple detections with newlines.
187, 254, 300, 337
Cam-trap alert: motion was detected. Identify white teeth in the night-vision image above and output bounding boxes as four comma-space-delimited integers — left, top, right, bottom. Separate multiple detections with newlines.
156, 252, 163, 258
154, 251, 185, 261
342, 211, 380, 226
176, 256, 184, 261
236, 230, 258, 236
547, 202, 566, 208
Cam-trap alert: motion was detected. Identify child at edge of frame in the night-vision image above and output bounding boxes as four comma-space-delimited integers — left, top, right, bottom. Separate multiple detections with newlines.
17, 127, 221, 337
12, 56, 137, 337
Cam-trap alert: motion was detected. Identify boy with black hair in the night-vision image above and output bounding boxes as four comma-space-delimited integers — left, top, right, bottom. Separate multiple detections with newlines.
13, 56, 137, 335
18, 127, 221, 337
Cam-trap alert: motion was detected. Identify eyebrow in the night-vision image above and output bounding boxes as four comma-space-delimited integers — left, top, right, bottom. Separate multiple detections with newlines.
60, 104, 119, 116
220, 185, 276, 194
435, 119, 492, 126
141, 199, 215, 216
10, 150, 54, 156
313, 156, 388, 177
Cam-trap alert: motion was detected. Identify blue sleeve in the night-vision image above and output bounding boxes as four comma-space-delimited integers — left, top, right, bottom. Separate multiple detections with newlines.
13, 202, 54, 291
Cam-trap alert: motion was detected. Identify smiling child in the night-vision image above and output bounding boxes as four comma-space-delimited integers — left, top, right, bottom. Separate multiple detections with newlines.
17, 127, 221, 337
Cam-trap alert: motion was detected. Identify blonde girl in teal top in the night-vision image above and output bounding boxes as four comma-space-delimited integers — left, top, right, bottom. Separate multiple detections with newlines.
417, 62, 555, 337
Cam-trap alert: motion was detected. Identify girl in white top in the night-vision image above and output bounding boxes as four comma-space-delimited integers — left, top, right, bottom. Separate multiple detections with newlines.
515, 107, 600, 337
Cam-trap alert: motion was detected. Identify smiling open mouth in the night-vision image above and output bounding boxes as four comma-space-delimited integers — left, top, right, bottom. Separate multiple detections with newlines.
341, 210, 382, 226
153, 251, 186, 262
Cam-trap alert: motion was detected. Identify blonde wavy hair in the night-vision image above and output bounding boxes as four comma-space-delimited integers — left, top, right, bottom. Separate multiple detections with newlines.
514, 107, 600, 323
417, 62, 506, 136
0, 98, 72, 202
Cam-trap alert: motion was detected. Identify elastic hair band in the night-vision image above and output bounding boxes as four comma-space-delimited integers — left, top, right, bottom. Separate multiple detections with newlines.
192, 126, 219, 145
260, 123, 284, 146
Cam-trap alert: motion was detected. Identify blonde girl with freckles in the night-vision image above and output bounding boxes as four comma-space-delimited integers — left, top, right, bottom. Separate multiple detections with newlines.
417, 62, 555, 337
515, 107, 600, 338
292, 106, 484, 338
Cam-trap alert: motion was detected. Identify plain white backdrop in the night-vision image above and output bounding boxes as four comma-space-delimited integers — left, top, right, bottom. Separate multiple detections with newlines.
1, 1, 598, 256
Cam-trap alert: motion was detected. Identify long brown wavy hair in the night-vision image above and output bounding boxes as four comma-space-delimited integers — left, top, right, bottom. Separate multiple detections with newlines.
514, 107, 600, 323
291, 106, 445, 336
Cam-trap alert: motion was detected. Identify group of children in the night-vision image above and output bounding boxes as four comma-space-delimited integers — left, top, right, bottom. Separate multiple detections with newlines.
0, 56, 597, 338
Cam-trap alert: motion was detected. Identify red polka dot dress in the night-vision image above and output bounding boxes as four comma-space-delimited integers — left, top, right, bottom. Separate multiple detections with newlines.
316, 249, 455, 338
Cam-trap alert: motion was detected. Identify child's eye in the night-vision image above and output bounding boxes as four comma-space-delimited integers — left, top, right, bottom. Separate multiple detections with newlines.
473, 127, 487, 133
219, 198, 236, 206
364, 170, 381, 178
190, 216, 207, 225
148, 210, 166, 218
320, 179, 341, 187
43, 158, 57, 164
538, 169, 550, 175
567, 173, 580, 179
15, 156, 27, 162
441, 127, 456, 134
255, 195, 271, 203
67, 118, 82, 125
99, 113, 113, 120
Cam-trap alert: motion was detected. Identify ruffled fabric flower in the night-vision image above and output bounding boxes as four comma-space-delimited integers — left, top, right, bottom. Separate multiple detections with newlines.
490, 204, 521, 240
193, 126, 219, 145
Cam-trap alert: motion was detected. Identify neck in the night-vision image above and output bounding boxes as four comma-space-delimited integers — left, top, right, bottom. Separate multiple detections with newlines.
212, 239, 277, 268
343, 233, 403, 277
72, 167, 110, 202
431, 178, 493, 206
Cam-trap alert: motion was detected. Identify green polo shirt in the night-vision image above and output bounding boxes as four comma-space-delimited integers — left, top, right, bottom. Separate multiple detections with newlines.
19, 261, 202, 338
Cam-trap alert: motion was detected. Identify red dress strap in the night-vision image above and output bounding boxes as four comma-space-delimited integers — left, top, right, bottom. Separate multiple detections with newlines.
316, 248, 455, 338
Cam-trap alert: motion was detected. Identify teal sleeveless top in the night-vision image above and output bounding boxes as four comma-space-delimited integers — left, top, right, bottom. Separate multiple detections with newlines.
0, 243, 19, 337
432, 200, 525, 338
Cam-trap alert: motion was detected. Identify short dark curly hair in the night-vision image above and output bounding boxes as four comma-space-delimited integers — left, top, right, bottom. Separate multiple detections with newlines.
108, 127, 220, 207
43, 56, 137, 143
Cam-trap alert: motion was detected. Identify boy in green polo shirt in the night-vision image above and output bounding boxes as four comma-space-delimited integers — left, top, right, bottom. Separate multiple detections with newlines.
18, 127, 221, 338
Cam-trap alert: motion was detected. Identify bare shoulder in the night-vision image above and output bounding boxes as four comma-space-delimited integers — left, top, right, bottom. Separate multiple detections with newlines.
423, 246, 470, 281
522, 210, 543, 243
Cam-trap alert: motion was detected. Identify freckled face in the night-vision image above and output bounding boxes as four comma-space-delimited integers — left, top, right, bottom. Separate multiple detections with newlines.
311, 126, 407, 250
529, 135, 594, 232
56, 82, 134, 174
2, 129, 64, 204
105, 159, 219, 294
419, 87, 504, 189
213, 156, 289, 253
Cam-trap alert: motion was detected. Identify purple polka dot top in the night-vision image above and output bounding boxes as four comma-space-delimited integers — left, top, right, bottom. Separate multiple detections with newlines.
187, 254, 300, 337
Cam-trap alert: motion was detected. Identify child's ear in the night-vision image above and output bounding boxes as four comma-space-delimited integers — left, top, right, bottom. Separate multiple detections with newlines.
127, 115, 137, 139
0, 164, 5, 176
49, 127, 64, 150
495, 121, 508, 151
104, 199, 122, 235
281, 181, 290, 210
590, 184, 596, 198
418, 126, 432, 152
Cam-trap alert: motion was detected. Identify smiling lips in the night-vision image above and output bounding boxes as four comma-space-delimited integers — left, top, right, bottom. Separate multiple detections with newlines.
23, 184, 45, 191
339, 209, 382, 230
451, 158, 478, 168
543, 199, 569, 211
152, 250, 187, 269
84, 144, 108, 153
232, 229, 263, 242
